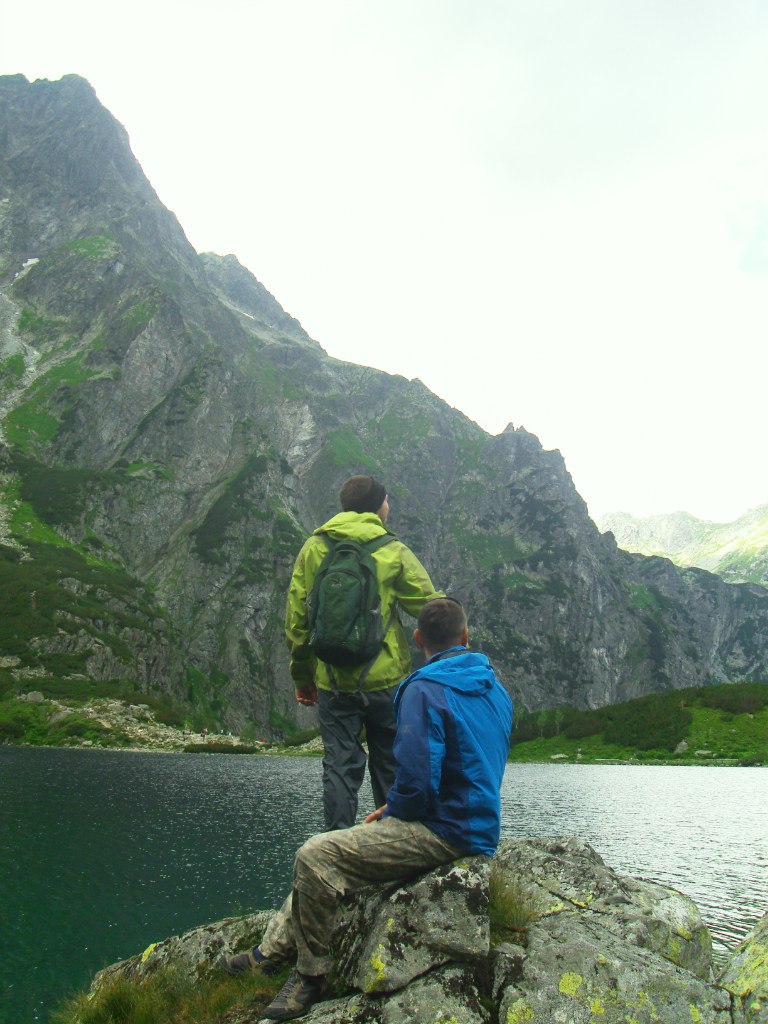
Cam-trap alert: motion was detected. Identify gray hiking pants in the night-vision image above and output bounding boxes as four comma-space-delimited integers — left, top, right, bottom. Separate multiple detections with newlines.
259, 815, 463, 976
317, 686, 398, 830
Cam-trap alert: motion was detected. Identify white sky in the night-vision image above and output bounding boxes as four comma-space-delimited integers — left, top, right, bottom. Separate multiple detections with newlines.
3, 0, 768, 523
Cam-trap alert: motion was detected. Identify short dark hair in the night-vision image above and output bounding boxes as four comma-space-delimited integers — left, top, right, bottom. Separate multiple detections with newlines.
417, 598, 467, 651
339, 475, 387, 514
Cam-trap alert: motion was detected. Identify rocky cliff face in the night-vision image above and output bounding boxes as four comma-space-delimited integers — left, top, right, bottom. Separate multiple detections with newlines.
2, 74, 768, 735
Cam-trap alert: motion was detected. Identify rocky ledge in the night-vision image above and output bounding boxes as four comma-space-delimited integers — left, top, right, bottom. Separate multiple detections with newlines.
89, 837, 768, 1023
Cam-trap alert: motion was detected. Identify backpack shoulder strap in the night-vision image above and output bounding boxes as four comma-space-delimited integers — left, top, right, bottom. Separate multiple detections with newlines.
362, 533, 396, 555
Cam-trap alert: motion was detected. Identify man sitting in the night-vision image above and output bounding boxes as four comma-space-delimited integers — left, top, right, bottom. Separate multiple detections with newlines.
221, 598, 513, 1022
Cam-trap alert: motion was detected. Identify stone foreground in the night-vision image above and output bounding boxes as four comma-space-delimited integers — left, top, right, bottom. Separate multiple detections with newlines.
91, 837, 768, 1023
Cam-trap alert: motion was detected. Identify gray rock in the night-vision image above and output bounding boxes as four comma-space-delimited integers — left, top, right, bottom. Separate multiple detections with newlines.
334, 856, 490, 994
379, 965, 489, 1023
718, 912, 768, 1023
492, 837, 712, 978
90, 911, 274, 994
286, 966, 488, 1024
499, 910, 731, 1023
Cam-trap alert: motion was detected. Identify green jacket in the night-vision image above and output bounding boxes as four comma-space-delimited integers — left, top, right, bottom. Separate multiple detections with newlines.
285, 511, 443, 692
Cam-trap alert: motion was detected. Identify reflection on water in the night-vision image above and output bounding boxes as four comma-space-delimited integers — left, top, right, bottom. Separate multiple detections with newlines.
1, 748, 766, 1023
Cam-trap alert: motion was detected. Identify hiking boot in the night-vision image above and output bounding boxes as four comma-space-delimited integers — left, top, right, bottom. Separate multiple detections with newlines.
261, 969, 328, 1021
218, 945, 281, 976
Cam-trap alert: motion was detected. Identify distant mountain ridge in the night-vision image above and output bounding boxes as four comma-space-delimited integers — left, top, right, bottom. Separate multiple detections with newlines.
599, 506, 768, 586
2, 73, 768, 737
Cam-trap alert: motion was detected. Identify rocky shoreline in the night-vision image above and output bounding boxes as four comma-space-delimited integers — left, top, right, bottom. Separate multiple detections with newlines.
86, 837, 768, 1023
7, 695, 764, 765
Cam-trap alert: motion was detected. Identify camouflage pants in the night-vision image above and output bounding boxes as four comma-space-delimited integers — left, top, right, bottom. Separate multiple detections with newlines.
259, 815, 463, 976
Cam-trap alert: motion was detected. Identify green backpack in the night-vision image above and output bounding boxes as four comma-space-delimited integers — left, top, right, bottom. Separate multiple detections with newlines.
307, 534, 395, 670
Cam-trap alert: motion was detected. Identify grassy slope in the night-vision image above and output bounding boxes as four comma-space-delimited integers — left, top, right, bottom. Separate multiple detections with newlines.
510, 684, 768, 766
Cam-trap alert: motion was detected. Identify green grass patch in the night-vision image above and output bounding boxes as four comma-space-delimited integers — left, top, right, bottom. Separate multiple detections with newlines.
0, 539, 162, 673
280, 726, 321, 748
9, 452, 119, 528
193, 453, 270, 564
489, 868, 540, 942
449, 522, 529, 572
17, 307, 67, 344
121, 301, 159, 334
119, 459, 174, 480
51, 962, 282, 1024
5, 350, 99, 450
325, 426, 376, 469
62, 235, 119, 261
0, 689, 186, 746
183, 667, 231, 732
362, 405, 434, 456
1, 351, 26, 383
0, 700, 125, 747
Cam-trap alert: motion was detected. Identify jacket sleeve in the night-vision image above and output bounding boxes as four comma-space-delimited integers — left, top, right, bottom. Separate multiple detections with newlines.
393, 545, 445, 619
386, 682, 446, 820
284, 540, 317, 686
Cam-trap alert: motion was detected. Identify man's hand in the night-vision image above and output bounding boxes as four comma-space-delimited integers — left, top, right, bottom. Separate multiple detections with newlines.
295, 685, 318, 707
363, 804, 387, 824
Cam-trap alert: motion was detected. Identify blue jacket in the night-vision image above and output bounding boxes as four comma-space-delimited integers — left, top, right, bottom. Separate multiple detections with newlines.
385, 647, 513, 856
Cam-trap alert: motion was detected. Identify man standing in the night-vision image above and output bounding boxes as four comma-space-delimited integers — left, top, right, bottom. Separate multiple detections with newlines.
285, 475, 443, 830
222, 598, 514, 1022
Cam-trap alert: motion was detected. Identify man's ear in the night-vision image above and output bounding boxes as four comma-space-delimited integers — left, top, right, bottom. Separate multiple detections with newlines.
461, 626, 469, 647
413, 627, 426, 650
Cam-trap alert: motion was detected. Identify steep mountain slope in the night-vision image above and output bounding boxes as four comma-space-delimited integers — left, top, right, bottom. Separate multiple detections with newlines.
599, 507, 768, 586
2, 74, 768, 734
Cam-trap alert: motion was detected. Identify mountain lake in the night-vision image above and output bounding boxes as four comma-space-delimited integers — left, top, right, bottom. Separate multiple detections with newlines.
1, 746, 766, 1023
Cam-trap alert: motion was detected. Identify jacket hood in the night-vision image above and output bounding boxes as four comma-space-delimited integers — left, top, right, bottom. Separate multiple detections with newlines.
314, 511, 394, 544
400, 650, 497, 699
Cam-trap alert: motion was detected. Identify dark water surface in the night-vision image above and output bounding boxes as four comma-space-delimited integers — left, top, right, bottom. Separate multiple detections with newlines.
1, 748, 766, 1023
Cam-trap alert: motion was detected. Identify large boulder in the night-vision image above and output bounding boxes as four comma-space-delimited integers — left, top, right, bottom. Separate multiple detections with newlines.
492, 837, 713, 977
492, 838, 730, 1024
86, 838, 768, 1023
